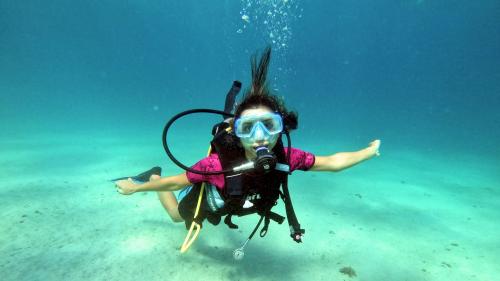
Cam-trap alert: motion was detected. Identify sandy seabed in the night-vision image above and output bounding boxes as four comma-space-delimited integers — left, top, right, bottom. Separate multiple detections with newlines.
1, 134, 499, 281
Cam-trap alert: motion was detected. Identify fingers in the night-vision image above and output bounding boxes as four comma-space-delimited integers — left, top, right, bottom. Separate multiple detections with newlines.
115, 183, 125, 194
115, 179, 130, 195
370, 140, 381, 149
116, 186, 131, 195
114, 178, 137, 196
370, 139, 381, 157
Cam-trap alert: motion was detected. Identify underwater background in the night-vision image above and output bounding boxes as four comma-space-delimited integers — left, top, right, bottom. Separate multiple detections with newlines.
1, 1, 499, 281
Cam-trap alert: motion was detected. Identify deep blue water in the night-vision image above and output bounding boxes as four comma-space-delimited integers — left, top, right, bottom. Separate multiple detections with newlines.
1, 2, 500, 280
1, 0, 499, 152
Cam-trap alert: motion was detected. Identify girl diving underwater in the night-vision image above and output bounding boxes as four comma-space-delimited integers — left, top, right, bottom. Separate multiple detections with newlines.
113, 47, 380, 257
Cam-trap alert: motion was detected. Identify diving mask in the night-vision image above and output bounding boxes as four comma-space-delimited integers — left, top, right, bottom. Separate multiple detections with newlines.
234, 112, 283, 142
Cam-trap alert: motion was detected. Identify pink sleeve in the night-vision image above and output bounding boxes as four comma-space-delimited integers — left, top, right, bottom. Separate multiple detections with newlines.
185, 154, 225, 189
284, 147, 316, 172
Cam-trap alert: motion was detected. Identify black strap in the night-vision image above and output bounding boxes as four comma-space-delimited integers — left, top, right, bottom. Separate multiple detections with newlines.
281, 177, 305, 243
224, 214, 239, 229
249, 216, 265, 240
267, 211, 285, 224
260, 215, 271, 237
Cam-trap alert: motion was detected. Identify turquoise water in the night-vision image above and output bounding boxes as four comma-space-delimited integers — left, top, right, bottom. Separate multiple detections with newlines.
1, 1, 499, 281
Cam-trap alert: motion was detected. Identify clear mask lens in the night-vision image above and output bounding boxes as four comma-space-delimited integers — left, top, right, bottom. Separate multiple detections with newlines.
235, 113, 283, 139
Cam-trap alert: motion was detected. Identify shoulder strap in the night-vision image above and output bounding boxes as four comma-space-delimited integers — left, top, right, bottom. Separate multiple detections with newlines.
281, 176, 305, 242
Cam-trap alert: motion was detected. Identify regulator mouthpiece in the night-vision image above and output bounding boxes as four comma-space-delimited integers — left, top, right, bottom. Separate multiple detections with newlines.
254, 146, 277, 173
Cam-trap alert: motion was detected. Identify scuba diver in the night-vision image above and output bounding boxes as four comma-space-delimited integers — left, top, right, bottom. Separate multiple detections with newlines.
113, 47, 381, 259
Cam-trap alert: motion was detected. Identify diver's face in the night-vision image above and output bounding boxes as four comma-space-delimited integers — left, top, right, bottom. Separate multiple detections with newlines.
237, 106, 281, 158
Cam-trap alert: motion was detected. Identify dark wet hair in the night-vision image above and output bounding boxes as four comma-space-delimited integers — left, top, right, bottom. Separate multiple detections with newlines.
234, 46, 298, 131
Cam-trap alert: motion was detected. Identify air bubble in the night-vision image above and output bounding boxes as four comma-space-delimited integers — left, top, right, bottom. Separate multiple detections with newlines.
238, 0, 301, 66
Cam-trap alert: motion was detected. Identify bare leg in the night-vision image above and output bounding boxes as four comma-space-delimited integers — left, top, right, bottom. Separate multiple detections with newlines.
157, 191, 183, 222
149, 174, 184, 223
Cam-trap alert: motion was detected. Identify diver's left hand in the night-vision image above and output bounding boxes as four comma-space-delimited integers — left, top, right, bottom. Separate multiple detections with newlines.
368, 139, 381, 157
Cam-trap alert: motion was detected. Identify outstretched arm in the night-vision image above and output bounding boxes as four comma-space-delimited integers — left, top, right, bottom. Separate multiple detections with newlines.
310, 140, 380, 172
115, 172, 191, 195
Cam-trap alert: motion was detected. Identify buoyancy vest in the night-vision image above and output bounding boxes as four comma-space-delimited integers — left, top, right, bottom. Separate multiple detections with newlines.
177, 120, 305, 242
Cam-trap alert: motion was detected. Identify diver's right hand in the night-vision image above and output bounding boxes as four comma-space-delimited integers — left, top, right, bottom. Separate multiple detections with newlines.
115, 178, 137, 195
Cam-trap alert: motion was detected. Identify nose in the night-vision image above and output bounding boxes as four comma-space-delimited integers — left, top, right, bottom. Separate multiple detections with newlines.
253, 125, 265, 141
